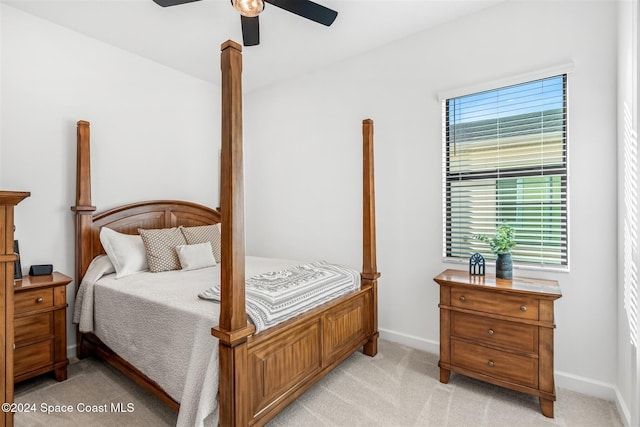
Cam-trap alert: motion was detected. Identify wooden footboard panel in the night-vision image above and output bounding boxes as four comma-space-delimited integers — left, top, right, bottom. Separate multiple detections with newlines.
323, 292, 369, 362
246, 286, 373, 426
249, 318, 322, 417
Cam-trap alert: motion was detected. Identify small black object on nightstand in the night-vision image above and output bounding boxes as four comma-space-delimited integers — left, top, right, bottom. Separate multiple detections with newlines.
29, 264, 53, 276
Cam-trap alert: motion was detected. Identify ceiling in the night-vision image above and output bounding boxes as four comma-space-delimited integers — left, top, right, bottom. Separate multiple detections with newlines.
2, 0, 502, 93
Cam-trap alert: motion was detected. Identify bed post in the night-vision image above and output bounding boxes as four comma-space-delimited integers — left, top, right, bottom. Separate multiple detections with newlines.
70, 120, 96, 358
211, 40, 255, 427
361, 119, 380, 357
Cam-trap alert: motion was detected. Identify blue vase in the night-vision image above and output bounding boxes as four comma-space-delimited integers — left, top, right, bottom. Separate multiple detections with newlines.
496, 253, 512, 279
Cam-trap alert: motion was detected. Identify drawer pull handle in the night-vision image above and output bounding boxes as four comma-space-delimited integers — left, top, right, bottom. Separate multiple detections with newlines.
488, 329, 494, 336
36, 297, 44, 304
488, 360, 495, 368
458, 296, 465, 302
520, 305, 527, 312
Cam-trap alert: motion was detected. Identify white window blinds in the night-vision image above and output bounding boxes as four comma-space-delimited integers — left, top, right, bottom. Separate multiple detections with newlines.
443, 75, 568, 267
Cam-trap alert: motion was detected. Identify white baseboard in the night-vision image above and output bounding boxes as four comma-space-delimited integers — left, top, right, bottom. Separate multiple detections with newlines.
379, 328, 440, 355
554, 369, 617, 400
614, 386, 632, 427
67, 344, 77, 360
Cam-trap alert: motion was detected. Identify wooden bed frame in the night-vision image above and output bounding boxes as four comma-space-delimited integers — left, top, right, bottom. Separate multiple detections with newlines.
71, 40, 380, 426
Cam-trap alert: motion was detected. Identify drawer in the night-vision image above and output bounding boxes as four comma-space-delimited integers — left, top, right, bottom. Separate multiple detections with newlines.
14, 312, 53, 343
451, 288, 538, 320
15, 288, 54, 314
451, 339, 538, 388
14, 339, 54, 376
451, 312, 537, 353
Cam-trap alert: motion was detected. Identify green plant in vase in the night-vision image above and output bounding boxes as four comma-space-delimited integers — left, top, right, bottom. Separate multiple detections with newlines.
473, 223, 516, 279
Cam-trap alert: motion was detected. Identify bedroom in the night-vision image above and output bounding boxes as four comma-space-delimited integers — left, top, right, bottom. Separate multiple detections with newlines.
0, 0, 637, 426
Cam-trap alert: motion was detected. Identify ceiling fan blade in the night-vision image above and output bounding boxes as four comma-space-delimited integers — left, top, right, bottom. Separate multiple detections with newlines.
266, 0, 338, 26
153, 0, 201, 7
241, 16, 260, 46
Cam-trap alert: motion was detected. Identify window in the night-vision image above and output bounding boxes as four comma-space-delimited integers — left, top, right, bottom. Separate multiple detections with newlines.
443, 75, 567, 267
623, 101, 638, 346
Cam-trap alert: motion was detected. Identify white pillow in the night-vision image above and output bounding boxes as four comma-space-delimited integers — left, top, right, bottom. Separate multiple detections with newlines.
180, 224, 222, 264
176, 242, 217, 271
99, 227, 149, 278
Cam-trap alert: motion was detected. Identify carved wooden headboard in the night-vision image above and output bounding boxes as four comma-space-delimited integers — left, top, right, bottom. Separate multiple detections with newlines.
88, 200, 220, 260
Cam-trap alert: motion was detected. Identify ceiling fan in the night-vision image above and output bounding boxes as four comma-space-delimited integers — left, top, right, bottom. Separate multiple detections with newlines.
152, 0, 338, 47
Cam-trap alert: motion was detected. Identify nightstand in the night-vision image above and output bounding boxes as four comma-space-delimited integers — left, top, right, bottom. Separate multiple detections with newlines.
434, 269, 562, 418
13, 272, 72, 383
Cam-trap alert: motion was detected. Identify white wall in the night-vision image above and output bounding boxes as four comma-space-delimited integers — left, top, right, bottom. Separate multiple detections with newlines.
244, 0, 620, 405
0, 0, 630, 420
0, 4, 3, 161
0, 5, 221, 354
617, 1, 639, 425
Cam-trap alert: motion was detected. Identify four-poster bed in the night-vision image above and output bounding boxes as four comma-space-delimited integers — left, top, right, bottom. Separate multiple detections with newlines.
71, 40, 380, 426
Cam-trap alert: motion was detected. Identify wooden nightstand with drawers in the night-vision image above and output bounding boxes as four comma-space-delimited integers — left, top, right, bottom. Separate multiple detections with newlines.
434, 269, 562, 418
13, 272, 72, 383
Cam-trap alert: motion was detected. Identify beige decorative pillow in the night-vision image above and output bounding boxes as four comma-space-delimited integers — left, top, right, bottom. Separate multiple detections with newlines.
180, 224, 221, 263
138, 227, 187, 272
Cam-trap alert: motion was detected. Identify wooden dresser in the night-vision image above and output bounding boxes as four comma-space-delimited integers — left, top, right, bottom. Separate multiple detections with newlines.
434, 269, 562, 418
13, 272, 72, 383
0, 191, 29, 427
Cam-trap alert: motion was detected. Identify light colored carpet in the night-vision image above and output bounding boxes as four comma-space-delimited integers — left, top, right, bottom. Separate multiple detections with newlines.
13, 339, 623, 427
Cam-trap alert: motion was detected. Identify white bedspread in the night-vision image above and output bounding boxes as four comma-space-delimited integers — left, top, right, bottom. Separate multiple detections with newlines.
73, 255, 309, 427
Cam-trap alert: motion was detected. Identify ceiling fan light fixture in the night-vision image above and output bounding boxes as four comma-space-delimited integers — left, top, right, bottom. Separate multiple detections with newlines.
232, 0, 264, 18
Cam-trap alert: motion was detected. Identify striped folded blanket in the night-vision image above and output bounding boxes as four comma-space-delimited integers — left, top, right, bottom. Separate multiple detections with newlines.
198, 260, 360, 333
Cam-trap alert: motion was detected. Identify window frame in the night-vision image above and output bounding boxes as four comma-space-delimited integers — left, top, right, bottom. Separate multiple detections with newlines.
442, 73, 569, 271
